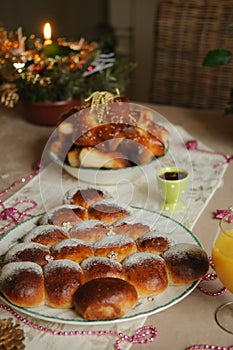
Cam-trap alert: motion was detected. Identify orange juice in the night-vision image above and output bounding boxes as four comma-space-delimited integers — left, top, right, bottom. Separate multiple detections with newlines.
212, 229, 233, 293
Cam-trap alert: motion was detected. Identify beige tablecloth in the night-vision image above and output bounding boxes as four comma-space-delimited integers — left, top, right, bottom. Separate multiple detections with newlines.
0, 124, 229, 350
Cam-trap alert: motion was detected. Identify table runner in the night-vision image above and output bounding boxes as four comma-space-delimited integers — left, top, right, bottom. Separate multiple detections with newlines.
0, 124, 228, 350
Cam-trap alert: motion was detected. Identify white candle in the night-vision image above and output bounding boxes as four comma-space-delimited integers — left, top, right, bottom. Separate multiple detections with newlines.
43, 22, 52, 46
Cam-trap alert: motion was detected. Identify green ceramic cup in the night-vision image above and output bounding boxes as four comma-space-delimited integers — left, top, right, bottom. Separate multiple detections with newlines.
157, 167, 189, 212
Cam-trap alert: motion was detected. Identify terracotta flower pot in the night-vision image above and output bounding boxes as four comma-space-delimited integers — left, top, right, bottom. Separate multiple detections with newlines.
23, 99, 80, 126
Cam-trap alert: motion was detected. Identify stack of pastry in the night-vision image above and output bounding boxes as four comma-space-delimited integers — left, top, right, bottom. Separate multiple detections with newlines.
0, 186, 209, 321
49, 95, 169, 169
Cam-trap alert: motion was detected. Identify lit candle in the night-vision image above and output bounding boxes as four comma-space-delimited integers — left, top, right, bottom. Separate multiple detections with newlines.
43, 22, 52, 46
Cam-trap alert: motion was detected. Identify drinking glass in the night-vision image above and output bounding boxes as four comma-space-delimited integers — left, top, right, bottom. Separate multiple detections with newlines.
212, 211, 233, 333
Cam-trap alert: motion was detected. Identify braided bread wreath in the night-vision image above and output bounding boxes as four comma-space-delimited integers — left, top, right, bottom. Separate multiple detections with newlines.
0, 186, 209, 323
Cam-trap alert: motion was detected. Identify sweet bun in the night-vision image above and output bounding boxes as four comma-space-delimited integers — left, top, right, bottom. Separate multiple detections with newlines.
112, 221, 150, 239
69, 220, 110, 242
72, 102, 169, 157
73, 277, 138, 320
78, 147, 132, 169
49, 117, 75, 160
0, 262, 44, 307
3, 242, 51, 266
43, 259, 84, 308
40, 205, 88, 229
121, 123, 168, 158
81, 256, 124, 282
122, 252, 168, 296
162, 243, 209, 285
116, 138, 155, 165
67, 147, 81, 167
94, 234, 137, 262
23, 225, 69, 248
136, 232, 170, 254
73, 112, 131, 148
94, 135, 127, 153
50, 238, 94, 263
88, 201, 130, 224
63, 186, 110, 208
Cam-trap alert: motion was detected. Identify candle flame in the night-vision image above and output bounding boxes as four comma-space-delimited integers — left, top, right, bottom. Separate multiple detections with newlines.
43, 22, 52, 40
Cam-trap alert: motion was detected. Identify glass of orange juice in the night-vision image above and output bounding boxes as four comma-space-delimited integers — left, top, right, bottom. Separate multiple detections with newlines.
212, 211, 233, 333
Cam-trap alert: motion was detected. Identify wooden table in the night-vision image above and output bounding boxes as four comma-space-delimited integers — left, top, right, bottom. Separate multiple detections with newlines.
0, 103, 233, 349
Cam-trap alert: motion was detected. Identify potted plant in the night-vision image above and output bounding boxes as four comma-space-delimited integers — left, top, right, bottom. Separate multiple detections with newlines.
203, 44, 233, 114
0, 25, 135, 125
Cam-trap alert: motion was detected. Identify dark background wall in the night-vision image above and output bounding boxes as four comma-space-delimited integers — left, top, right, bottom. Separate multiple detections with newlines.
0, 0, 108, 41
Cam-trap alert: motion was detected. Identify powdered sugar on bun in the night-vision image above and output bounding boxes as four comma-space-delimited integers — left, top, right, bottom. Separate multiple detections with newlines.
39, 205, 88, 228
63, 186, 111, 208
69, 220, 110, 242
136, 231, 170, 254
69, 219, 108, 230
162, 243, 209, 285
43, 258, 83, 272
81, 256, 124, 282
94, 234, 134, 248
23, 224, 69, 247
43, 259, 84, 308
88, 201, 131, 224
3, 242, 51, 266
94, 234, 136, 262
123, 251, 163, 267
1, 261, 43, 280
122, 252, 168, 296
112, 221, 150, 239
0, 262, 44, 307
50, 238, 94, 263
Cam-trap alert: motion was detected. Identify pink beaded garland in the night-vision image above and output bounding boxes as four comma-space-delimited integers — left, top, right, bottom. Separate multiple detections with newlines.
185, 140, 233, 169
0, 303, 157, 350
197, 257, 226, 296
215, 209, 233, 219
0, 199, 37, 234
0, 160, 43, 234
0, 160, 42, 198
185, 346, 233, 350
